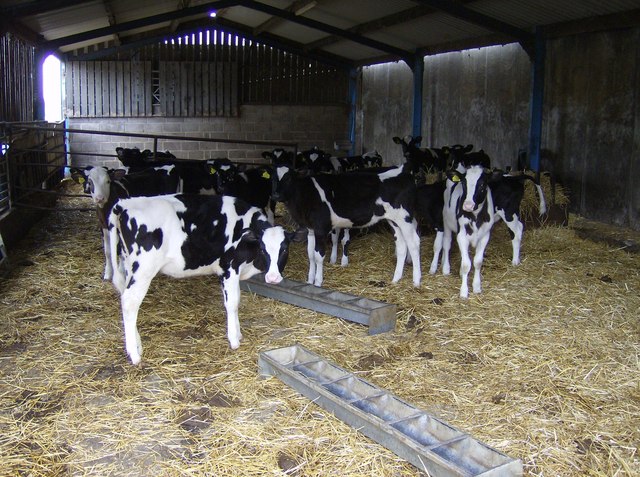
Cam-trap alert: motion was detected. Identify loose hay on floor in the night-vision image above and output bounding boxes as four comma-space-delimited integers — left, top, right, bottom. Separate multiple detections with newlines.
0, 186, 638, 476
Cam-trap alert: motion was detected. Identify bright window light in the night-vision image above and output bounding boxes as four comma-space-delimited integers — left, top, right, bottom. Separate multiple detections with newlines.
43, 54, 62, 122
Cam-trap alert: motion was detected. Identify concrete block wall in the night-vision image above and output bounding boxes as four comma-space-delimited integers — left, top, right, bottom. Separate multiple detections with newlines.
67, 104, 349, 169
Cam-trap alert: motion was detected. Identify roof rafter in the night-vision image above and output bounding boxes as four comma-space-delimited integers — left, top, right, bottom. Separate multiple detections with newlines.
237, 0, 415, 63
39, 0, 239, 50
253, 0, 318, 35
304, 4, 440, 52
1, 0, 96, 19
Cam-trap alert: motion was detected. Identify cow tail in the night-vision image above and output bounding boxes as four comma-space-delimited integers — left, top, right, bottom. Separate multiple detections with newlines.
522, 175, 548, 216
108, 204, 126, 293
535, 182, 547, 215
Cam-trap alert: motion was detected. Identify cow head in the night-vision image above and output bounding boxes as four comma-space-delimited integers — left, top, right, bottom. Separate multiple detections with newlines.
242, 224, 304, 283
71, 166, 124, 207
205, 159, 236, 194
447, 165, 497, 214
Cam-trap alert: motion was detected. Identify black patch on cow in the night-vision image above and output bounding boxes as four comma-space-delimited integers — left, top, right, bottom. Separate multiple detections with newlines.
131, 261, 139, 274
137, 224, 163, 251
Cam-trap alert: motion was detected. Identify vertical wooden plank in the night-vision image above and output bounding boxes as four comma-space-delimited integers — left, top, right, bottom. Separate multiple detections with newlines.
215, 35, 222, 116
87, 61, 96, 117
195, 61, 203, 117
123, 61, 131, 116
231, 60, 238, 116
64, 61, 74, 117
109, 62, 117, 117
183, 61, 193, 116
167, 61, 178, 117
132, 60, 142, 116
94, 61, 105, 117
144, 60, 152, 116
202, 61, 210, 116
72, 62, 82, 117
116, 61, 124, 116
79, 61, 88, 116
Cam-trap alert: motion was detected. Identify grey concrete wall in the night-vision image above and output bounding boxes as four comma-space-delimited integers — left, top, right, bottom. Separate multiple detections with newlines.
422, 44, 531, 169
359, 30, 640, 230
358, 43, 531, 168
544, 28, 640, 230
357, 62, 414, 164
68, 104, 349, 169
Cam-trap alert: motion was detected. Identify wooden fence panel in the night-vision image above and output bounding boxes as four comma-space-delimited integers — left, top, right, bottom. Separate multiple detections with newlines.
64, 28, 344, 117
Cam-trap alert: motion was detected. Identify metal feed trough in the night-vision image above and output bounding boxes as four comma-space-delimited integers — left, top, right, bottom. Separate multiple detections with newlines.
240, 274, 396, 335
259, 344, 523, 477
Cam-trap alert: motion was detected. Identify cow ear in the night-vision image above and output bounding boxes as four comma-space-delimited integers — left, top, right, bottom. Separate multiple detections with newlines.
392, 136, 402, 144
242, 228, 260, 243
446, 170, 462, 183
70, 168, 86, 184
111, 169, 127, 180
287, 227, 307, 243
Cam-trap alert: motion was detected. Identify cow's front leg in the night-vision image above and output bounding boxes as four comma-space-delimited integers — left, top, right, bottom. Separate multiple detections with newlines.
329, 228, 339, 264
102, 228, 113, 280
388, 222, 408, 284
472, 231, 491, 294
340, 229, 350, 267
221, 271, 242, 349
456, 232, 472, 299
442, 228, 453, 276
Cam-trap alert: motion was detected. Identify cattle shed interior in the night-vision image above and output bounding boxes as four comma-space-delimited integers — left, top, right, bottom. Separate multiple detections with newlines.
1, 1, 640, 476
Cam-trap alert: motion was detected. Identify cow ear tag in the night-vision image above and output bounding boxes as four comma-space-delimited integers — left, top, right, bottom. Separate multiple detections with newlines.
78, 177, 85, 184
262, 171, 271, 180
209, 166, 216, 175
452, 175, 460, 182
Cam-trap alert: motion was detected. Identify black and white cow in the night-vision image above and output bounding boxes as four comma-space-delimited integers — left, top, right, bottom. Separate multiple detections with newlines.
116, 147, 220, 195
489, 173, 547, 265
71, 165, 180, 279
430, 145, 546, 272
392, 135, 450, 179
274, 164, 421, 287
331, 150, 384, 172
208, 161, 276, 224
108, 194, 300, 365
262, 148, 297, 168
440, 165, 496, 298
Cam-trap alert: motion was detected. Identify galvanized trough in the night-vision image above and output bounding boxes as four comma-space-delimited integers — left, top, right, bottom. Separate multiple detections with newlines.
259, 344, 523, 477
240, 274, 396, 335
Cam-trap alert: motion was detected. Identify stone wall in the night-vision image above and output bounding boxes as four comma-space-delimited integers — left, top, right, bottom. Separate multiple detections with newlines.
67, 104, 349, 168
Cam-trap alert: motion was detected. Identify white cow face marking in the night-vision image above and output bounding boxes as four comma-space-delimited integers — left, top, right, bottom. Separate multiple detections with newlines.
462, 166, 486, 212
86, 167, 111, 206
262, 226, 288, 284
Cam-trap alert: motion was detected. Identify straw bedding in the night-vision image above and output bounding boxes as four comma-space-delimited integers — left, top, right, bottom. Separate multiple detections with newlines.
0, 181, 638, 476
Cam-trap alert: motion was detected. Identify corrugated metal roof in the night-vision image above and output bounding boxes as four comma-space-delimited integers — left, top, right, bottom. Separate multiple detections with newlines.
3, 0, 640, 65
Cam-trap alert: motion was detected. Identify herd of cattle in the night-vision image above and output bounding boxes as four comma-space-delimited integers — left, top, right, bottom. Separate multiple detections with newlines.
70, 135, 546, 365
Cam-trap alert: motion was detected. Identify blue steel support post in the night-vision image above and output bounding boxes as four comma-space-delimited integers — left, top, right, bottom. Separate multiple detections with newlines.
347, 67, 358, 155
528, 28, 545, 177
412, 55, 424, 140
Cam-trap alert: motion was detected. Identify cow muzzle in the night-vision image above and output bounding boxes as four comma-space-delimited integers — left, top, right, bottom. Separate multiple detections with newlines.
264, 271, 283, 284
463, 200, 475, 212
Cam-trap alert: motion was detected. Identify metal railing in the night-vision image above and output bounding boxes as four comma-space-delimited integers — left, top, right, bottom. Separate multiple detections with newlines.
0, 121, 298, 214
